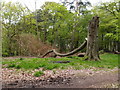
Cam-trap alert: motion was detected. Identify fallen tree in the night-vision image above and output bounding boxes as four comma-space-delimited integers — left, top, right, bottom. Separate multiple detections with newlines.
41, 38, 87, 58
41, 16, 100, 61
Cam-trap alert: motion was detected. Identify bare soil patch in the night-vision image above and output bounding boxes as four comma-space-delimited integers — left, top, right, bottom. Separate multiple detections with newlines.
3, 56, 37, 59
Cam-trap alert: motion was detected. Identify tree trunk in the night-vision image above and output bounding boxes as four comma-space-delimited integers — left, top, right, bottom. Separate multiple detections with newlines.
86, 16, 100, 61
117, 42, 120, 52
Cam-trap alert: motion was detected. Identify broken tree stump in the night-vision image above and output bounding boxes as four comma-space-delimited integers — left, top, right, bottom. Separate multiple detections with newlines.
85, 16, 100, 61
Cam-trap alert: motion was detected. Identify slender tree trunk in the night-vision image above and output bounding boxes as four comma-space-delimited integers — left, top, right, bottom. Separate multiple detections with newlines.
118, 42, 120, 52
43, 29, 47, 43
86, 16, 100, 61
70, 39, 74, 51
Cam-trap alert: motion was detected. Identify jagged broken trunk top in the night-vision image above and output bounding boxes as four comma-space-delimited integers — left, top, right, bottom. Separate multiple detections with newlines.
86, 16, 100, 61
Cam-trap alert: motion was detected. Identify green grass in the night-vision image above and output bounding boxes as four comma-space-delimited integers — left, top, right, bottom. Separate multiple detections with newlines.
34, 71, 44, 77
2, 53, 118, 70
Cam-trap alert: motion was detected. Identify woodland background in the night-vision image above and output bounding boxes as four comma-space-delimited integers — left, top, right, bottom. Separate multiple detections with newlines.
1, 0, 120, 57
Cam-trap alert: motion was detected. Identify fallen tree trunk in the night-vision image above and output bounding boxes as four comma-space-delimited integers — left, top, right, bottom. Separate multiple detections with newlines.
41, 50, 55, 58
41, 38, 87, 58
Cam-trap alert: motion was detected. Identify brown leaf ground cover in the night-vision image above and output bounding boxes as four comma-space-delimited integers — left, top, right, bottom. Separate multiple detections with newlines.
2, 67, 118, 88
2, 53, 119, 88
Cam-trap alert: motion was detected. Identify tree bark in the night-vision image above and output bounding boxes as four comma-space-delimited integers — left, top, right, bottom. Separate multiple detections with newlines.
85, 16, 100, 61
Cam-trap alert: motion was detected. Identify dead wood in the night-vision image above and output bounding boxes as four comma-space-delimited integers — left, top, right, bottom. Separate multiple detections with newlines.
41, 38, 87, 58
85, 16, 100, 61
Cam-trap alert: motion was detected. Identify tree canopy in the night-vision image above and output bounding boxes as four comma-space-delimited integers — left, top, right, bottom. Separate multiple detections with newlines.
1, 0, 119, 57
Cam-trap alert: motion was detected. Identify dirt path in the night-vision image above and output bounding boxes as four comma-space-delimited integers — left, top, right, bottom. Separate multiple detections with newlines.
65, 71, 118, 88
2, 67, 119, 88
38, 70, 118, 88
3, 56, 37, 59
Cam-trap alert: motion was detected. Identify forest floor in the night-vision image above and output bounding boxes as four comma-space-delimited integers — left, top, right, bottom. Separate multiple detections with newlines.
2, 66, 119, 88
2, 54, 119, 88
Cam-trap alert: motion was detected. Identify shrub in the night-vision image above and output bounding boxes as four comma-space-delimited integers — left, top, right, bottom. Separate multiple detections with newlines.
19, 58, 24, 60
2, 52, 9, 57
14, 34, 53, 56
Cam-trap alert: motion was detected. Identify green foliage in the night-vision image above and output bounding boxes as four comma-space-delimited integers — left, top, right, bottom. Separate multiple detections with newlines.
92, 1, 120, 51
19, 58, 24, 60
1, 1, 30, 56
2, 0, 120, 56
7, 64, 16, 68
2, 52, 9, 57
15, 65, 21, 69
34, 71, 44, 77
